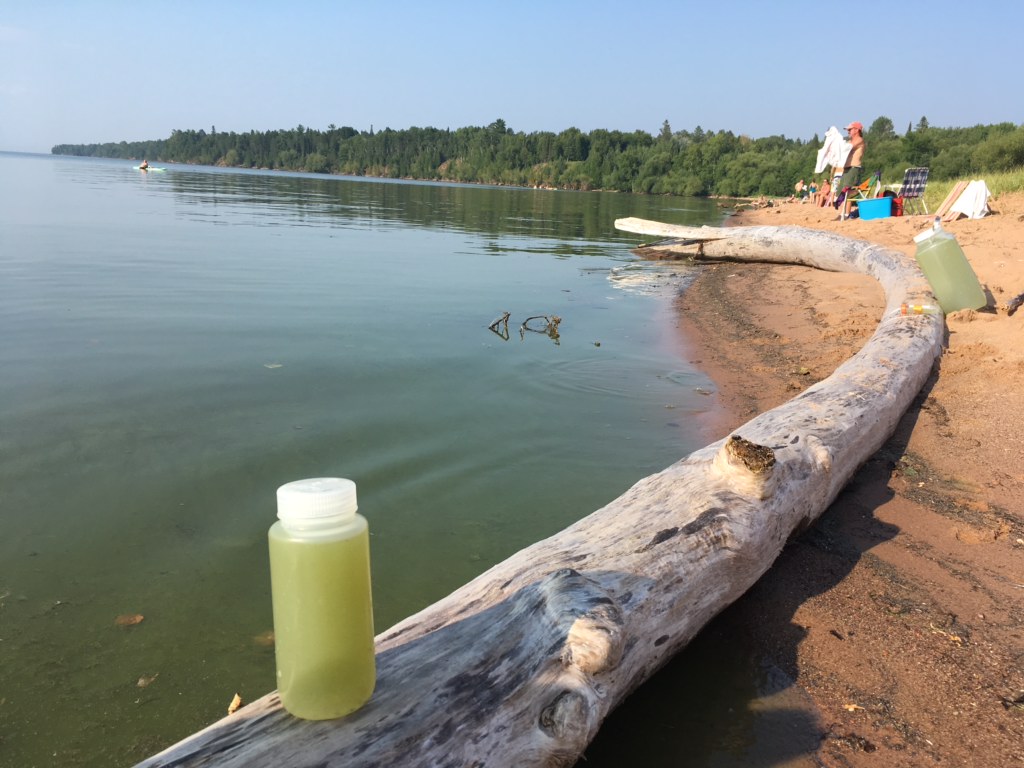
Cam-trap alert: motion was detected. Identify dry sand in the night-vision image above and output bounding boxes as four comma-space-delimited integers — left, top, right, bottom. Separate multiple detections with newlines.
671, 194, 1024, 766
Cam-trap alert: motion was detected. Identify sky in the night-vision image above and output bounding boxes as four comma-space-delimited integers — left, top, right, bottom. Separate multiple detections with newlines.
2, 0, 1021, 153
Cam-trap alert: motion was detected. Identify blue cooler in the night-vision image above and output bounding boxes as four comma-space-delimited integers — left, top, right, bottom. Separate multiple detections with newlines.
857, 197, 892, 220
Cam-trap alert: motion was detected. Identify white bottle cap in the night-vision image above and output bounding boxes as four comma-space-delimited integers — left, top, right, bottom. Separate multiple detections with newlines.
277, 478, 357, 522
913, 227, 936, 244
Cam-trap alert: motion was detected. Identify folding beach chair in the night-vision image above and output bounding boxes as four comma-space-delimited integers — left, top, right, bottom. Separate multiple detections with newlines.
896, 167, 929, 215
853, 170, 883, 200
835, 171, 881, 210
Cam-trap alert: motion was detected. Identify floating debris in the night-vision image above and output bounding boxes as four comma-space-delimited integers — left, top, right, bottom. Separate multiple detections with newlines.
137, 673, 159, 689
488, 311, 511, 341
607, 263, 690, 297
520, 314, 561, 342
253, 629, 275, 648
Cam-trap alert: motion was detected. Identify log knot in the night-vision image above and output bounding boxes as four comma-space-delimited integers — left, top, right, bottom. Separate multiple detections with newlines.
563, 609, 623, 676
539, 570, 625, 676
538, 689, 590, 744
725, 435, 776, 473
713, 434, 778, 499
636, 526, 680, 553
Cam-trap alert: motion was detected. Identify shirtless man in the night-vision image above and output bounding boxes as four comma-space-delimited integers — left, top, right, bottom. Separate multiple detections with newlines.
841, 121, 865, 220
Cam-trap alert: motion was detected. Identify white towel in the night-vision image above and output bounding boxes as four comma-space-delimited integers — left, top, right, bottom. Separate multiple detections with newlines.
948, 180, 992, 219
815, 126, 852, 174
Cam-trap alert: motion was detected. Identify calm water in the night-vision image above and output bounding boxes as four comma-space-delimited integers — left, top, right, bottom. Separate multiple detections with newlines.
0, 153, 817, 767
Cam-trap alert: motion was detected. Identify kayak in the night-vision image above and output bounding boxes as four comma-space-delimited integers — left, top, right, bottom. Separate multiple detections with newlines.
133, 165, 166, 172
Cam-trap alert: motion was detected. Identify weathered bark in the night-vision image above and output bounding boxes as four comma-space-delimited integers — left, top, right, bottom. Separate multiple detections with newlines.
136, 221, 944, 768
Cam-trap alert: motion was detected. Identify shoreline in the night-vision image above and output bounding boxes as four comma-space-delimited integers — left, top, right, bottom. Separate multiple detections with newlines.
668, 197, 1024, 766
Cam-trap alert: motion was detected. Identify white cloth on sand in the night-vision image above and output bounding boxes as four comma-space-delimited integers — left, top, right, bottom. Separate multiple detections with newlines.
815, 126, 852, 174
948, 180, 992, 219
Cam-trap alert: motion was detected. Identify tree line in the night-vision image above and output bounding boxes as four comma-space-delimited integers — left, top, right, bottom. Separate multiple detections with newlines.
52, 116, 1024, 197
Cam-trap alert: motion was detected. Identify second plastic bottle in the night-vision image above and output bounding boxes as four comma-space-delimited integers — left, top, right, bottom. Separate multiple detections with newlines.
913, 219, 986, 314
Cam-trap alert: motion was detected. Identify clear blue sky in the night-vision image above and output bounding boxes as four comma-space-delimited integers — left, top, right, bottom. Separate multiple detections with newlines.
2, 0, 1021, 153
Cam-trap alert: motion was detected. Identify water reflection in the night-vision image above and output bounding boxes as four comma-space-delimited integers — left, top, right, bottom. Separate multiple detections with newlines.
139, 161, 726, 241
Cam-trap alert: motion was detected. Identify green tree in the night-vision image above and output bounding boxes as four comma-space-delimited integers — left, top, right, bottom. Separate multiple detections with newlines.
304, 152, 329, 173
902, 130, 936, 169
972, 126, 1024, 171
52, 116, 1024, 197
867, 116, 896, 140
556, 128, 588, 161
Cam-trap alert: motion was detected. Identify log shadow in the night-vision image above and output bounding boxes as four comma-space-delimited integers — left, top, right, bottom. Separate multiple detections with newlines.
580, 370, 937, 768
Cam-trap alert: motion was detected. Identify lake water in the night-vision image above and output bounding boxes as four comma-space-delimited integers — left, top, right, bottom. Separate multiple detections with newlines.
0, 153, 818, 767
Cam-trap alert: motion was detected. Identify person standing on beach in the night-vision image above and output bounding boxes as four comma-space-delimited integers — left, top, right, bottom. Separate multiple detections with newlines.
840, 122, 865, 220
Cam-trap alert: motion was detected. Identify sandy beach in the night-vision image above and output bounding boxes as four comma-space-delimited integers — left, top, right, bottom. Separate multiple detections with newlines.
672, 194, 1024, 766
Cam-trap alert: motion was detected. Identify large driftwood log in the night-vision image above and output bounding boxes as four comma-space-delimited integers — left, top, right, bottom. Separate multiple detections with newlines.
137, 221, 943, 768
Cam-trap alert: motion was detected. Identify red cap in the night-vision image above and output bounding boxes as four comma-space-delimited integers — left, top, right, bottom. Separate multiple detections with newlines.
846, 121, 863, 131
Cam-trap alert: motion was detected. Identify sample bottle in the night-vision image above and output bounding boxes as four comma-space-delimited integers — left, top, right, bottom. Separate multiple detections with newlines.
269, 477, 375, 719
913, 218, 987, 314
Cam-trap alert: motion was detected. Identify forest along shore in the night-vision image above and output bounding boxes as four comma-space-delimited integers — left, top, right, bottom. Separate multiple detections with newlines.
664, 194, 1024, 767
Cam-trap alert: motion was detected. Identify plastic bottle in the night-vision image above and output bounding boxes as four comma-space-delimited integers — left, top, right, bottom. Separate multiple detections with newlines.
269, 478, 375, 719
912, 218, 986, 313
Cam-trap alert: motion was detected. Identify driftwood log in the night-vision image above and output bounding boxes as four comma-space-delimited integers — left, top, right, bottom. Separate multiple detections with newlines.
136, 220, 944, 768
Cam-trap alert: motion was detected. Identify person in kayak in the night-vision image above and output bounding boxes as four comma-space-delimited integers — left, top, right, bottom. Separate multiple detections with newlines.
140, 159, 149, 170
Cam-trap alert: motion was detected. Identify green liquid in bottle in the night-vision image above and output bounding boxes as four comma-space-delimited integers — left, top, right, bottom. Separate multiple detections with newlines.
914, 223, 987, 313
269, 516, 375, 719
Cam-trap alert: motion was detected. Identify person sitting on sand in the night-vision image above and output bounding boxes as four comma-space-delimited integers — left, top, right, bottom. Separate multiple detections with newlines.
817, 176, 831, 207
